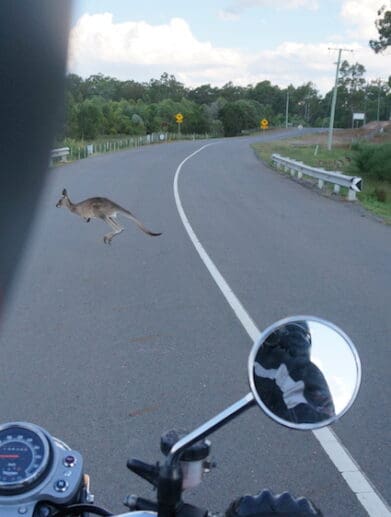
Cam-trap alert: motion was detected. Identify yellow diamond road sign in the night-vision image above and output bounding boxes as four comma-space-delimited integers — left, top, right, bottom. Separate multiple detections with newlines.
175, 113, 184, 123
260, 118, 269, 129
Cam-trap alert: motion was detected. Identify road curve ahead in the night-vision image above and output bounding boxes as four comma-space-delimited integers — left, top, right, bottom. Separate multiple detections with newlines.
0, 131, 390, 516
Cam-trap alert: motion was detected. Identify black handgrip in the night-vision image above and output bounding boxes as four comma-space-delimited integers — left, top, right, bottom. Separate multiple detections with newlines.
127, 458, 159, 487
225, 490, 322, 516
124, 495, 158, 512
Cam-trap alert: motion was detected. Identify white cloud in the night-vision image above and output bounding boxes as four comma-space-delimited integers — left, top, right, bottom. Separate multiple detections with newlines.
230, 0, 319, 9
217, 9, 241, 21
68, 12, 390, 94
249, 40, 388, 93
219, 0, 319, 18
68, 14, 244, 70
340, 0, 388, 40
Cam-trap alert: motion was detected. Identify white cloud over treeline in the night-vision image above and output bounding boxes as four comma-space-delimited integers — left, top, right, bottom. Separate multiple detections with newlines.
68, 2, 390, 94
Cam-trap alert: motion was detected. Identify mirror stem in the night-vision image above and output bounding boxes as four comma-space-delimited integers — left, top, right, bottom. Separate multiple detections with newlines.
166, 393, 255, 468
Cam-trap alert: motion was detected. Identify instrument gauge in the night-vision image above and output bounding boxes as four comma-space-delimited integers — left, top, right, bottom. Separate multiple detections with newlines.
0, 423, 51, 493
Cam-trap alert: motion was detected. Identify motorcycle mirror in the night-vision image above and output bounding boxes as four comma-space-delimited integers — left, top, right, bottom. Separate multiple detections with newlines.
248, 316, 361, 430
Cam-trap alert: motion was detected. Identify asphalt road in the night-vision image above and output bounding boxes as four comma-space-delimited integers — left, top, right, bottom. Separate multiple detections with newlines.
0, 131, 390, 516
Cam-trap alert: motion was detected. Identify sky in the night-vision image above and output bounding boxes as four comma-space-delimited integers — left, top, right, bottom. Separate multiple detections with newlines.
309, 321, 359, 414
68, 0, 391, 95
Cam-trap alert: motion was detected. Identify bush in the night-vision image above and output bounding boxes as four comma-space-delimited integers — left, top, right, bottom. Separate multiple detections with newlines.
219, 100, 261, 136
349, 143, 391, 182
374, 188, 387, 202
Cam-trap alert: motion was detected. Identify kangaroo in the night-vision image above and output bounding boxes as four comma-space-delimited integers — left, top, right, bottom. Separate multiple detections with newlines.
56, 189, 162, 244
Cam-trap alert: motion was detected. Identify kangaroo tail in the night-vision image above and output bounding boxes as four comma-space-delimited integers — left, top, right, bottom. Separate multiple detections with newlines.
120, 208, 162, 237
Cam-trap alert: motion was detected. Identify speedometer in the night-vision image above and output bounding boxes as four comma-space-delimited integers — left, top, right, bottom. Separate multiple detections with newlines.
0, 423, 51, 493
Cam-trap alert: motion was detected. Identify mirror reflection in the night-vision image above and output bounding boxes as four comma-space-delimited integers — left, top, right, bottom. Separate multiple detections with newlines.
249, 317, 361, 429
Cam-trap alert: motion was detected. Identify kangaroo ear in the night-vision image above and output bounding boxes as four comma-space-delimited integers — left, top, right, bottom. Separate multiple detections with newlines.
62, 188, 67, 196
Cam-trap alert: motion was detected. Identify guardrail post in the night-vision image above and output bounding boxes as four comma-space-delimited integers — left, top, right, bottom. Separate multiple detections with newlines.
270, 153, 362, 202
347, 189, 356, 201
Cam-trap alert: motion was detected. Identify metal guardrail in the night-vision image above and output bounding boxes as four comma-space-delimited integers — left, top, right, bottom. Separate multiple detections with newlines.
50, 147, 70, 164
50, 132, 213, 165
271, 153, 362, 201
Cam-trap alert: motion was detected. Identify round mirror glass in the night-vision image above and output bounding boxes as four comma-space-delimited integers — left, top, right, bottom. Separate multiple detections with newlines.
248, 316, 361, 430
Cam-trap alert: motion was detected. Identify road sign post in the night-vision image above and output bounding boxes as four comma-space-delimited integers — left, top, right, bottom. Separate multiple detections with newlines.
260, 118, 269, 131
175, 113, 184, 136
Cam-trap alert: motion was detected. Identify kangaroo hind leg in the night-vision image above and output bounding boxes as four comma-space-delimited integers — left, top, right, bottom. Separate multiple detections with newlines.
103, 216, 124, 245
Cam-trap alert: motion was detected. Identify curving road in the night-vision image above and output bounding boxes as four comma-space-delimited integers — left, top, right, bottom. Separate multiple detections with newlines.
1, 131, 390, 516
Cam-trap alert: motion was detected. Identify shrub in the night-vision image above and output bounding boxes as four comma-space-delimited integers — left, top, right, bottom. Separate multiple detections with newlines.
349, 143, 391, 182
374, 188, 387, 202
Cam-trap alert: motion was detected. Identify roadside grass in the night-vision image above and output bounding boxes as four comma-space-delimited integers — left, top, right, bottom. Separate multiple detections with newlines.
252, 137, 391, 224
51, 132, 213, 166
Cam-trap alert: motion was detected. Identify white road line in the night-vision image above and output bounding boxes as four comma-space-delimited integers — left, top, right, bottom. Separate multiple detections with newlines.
173, 145, 391, 517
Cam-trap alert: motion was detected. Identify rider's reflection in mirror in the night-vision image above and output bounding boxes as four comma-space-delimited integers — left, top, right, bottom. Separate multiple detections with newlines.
254, 322, 335, 424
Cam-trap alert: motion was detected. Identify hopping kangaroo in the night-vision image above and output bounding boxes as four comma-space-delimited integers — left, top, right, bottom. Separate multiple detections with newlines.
56, 189, 162, 244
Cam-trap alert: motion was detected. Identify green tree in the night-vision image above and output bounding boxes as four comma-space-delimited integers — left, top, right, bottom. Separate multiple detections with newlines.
77, 98, 104, 139
83, 74, 120, 100
219, 99, 260, 136
182, 103, 210, 133
116, 100, 136, 134
65, 74, 85, 102
341, 61, 366, 126
63, 94, 80, 138
291, 83, 322, 125
220, 82, 249, 102
146, 73, 187, 103
60, 71, 345, 140
339, 61, 366, 92
370, 5, 391, 53
101, 101, 121, 135
187, 84, 220, 105
365, 80, 391, 121
116, 80, 146, 101
323, 61, 367, 128
155, 98, 182, 132
248, 80, 284, 116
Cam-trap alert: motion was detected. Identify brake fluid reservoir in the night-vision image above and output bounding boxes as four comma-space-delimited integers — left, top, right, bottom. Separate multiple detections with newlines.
160, 429, 211, 490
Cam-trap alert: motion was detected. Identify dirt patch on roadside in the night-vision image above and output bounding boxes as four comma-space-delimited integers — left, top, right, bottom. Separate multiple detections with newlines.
364, 121, 391, 130
290, 122, 391, 147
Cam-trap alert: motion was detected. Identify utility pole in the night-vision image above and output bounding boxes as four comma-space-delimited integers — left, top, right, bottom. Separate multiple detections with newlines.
327, 47, 353, 151
285, 87, 290, 128
375, 78, 382, 122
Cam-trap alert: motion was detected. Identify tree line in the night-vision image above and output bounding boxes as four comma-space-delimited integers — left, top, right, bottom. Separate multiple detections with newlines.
59, 64, 391, 141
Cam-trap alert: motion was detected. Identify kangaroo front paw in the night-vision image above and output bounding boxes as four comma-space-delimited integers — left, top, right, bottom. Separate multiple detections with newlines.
103, 236, 111, 245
